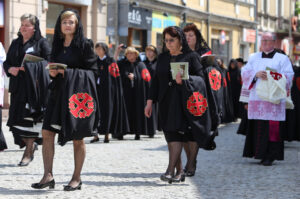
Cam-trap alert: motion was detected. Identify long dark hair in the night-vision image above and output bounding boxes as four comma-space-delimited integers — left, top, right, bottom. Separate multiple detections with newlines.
228, 59, 238, 71
183, 23, 210, 56
51, 9, 85, 58
162, 26, 191, 54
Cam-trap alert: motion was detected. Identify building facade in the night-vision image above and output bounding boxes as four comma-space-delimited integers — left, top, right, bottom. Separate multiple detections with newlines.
108, 0, 257, 65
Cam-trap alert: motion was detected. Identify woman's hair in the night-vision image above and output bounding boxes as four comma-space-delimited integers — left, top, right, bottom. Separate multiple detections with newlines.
228, 59, 238, 71
125, 46, 139, 57
18, 13, 42, 41
162, 26, 191, 54
51, 9, 85, 58
95, 42, 109, 56
145, 45, 158, 56
183, 23, 210, 55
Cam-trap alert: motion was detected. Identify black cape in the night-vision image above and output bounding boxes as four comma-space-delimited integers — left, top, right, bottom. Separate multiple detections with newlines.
42, 38, 99, 146
228, 67, 242, 119
144, 58, 159, 135
149, 51, 216, 149
283, 66, 300, 141
96, 56, 130, 136
219, 68, 235, 123
119, 58, 152, 135
3, 36, 51, 148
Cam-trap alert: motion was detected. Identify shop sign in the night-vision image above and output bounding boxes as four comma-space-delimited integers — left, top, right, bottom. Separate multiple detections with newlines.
152, 12, 178, 32
128, 5, 152, 30
243, 28, 256, 43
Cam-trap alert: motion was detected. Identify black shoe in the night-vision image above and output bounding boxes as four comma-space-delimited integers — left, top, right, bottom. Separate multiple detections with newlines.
18, 156, 34, 167
149, 135, 154, 138
104, 139, 110, 143
160, 173, 173, 184
117, 136, 124, 140
134, 135, 140, 140
64, 181, 82, 191
172, 173, 185, 183
262, 159, 274, 166
185, 170, 195, 177
31, 179, 55, 189
90, 137, 99, 143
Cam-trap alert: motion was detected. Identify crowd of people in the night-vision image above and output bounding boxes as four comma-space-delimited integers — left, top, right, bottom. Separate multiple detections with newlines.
0, 9, 299, 190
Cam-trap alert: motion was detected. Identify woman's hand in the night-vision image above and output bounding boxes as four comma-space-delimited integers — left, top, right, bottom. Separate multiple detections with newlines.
175, 71, 183, 85
19, 66, 25, 72
49, 69, 65, 78
144, 100, 153, 118
128, 73, 134, 80
114, 43, 125, 60
8, 67, 20, 76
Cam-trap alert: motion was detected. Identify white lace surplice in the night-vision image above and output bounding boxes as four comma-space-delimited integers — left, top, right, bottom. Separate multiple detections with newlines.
241, 52, 294, 121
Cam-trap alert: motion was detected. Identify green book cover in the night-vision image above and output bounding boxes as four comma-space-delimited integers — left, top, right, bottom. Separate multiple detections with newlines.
170, 62, 189, 80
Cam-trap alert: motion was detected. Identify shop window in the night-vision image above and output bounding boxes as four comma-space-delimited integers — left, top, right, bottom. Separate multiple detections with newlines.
212, 39, 230, 66
46, 2, 81, 46
128, 28, 145, 52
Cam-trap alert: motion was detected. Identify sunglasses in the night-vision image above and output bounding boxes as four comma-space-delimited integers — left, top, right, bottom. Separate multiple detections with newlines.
164, 38, 176, 43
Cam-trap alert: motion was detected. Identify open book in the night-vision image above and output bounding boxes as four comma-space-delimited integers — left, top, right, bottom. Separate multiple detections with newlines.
46, 63, 67, 70
21, 54, 44, 66
170, 62, 189, 80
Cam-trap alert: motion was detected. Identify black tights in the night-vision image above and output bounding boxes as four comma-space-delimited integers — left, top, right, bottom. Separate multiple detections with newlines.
166, 142, 184, 175
183, 141, 199, 172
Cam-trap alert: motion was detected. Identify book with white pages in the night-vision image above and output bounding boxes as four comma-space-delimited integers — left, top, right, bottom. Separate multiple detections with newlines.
170, 62, 189, 80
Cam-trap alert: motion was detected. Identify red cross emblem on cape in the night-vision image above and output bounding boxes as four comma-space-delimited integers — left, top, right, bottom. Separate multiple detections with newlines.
108, 63, 120, 78
223, 77, 227, 87
209, 69, 221, 91
270, 71, 282, 80
296, 77, 300, 91
68, 93, 94, 118
141, 68, 151, 82
187, 92, 208, 116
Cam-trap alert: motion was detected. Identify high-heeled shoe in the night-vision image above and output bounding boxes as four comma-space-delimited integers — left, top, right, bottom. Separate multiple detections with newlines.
31, 179, 55, 189
172, 173, 185, 183
63, 181, 82, 191
185, 170, 195, 177
160, 172, 173, 184
90, 137, 99, 143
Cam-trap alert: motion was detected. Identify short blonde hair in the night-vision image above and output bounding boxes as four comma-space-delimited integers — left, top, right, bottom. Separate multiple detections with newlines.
61, 10, 78, 25
20, 13, 36, 25
125, 46, 139, 57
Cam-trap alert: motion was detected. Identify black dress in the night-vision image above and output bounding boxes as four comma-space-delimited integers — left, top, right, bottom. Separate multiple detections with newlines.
42, 39, 99, 145
228, 67, 242, 119
3, 36, 51, 148
118, 58, 152, 136
96, 56, 130, 136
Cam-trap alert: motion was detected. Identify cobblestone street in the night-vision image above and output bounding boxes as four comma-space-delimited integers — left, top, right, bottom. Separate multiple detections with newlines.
0, 121, 300, 199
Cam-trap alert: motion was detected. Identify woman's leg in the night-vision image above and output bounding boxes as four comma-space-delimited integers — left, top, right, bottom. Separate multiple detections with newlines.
39, 129, 55, 183
166, 142, 183, 175
68, 139, 86, 187
20, 137, 35, 163
186, 141, 199, 173
183, 142, 190, 171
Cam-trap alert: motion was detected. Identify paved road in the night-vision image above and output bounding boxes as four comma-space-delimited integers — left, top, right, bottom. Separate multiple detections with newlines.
0, 121, 299, 199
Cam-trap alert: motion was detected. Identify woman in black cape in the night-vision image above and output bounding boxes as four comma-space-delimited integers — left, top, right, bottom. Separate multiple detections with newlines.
32, 9, 98, 191
144, 45, 159, 137
145, 26, 215, 183
183, 23, 220, 177
90, 42, 129, 143
3, 14, 51, 165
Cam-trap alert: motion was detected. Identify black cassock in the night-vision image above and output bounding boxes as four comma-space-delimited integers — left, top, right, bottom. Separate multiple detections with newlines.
3, 36, 51, 148
42, 39, 100, 146
119, 58, 152, 135
149, 52, 217, 149
219, 68, 235, 123
284, 66, 300, 141
96, 56, 129, 137
144, 58, 159, 135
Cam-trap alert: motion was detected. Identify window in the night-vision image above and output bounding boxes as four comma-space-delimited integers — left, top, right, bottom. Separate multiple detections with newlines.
128, 28, 145, 52
200, 0, 204, 7
212, 39, 230, 66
